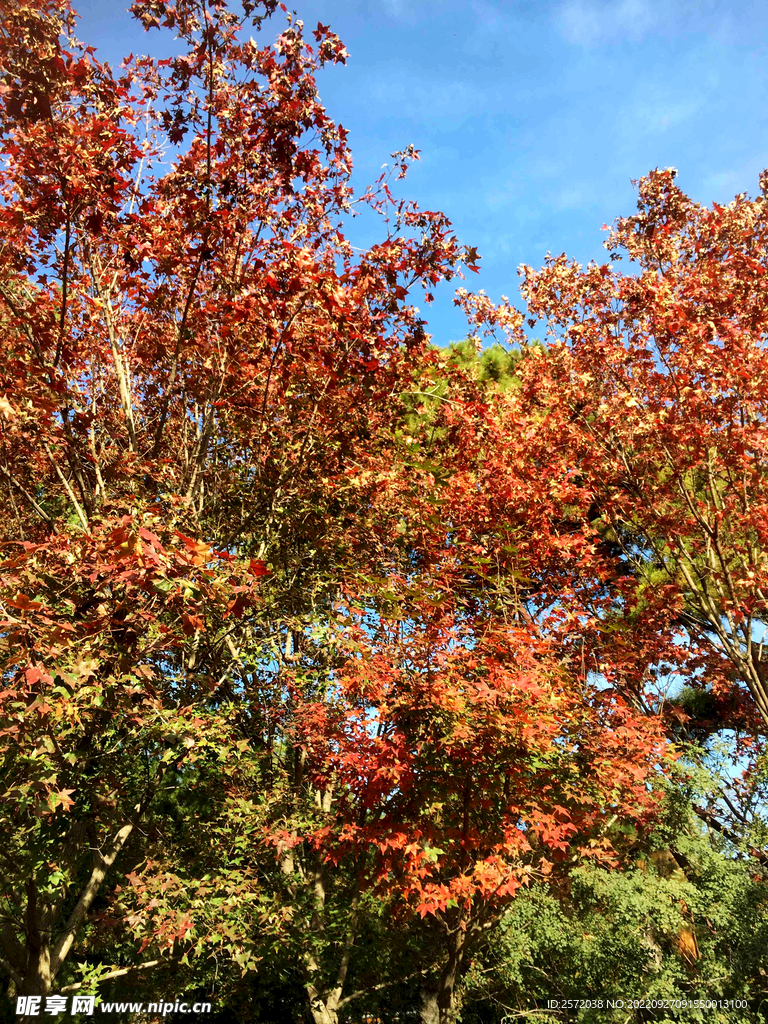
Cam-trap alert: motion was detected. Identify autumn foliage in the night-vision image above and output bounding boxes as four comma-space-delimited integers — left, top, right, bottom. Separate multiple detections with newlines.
1, 2, 764, 1022
482, 168, 768, 734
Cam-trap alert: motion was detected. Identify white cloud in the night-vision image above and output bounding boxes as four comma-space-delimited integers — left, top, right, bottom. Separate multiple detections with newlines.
557, 0, 657, 45
625, 94, 703, 136
555, 0, 734, 46
552, 185, 587, 210
700, 166, 761, 201
381, 0, 409, 21
366, 72, 483, 124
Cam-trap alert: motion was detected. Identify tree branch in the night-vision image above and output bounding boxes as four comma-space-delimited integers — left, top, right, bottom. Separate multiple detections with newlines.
0, 463, 54, 525
0, 921, 25, 979
337, 967, 432, 1009
0, 954, 22, 989
60, 959, 161, 994
692, 805, 768, 865
42, 442, 89, 530
49, 823, 135, 980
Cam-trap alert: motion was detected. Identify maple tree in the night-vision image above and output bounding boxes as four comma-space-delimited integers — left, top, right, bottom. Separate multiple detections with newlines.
0, 0, 470, 1001
105, 342, 670, 1024
0, 1, 676, 1021
462, 168, 768, 862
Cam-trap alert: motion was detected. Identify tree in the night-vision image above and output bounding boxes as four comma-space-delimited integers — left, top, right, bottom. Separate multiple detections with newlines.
0, 3, 671, 1019
459, 767, 768, 1024
0, 0, 471, 999
460, 167, 768, 860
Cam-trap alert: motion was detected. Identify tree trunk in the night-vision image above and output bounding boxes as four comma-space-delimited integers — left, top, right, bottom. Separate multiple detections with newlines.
418, 919, 468, 1024
21, 881, 52, 997
3, 823, 136, 997
418, 970, 460, 1024
305, 982, 340, 1024
22, 945, 52, 998
22, 933, 52, 998
419, 979, 441, 1024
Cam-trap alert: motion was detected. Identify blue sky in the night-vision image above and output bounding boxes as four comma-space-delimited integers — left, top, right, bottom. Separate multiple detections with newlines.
73, 0, 768, 346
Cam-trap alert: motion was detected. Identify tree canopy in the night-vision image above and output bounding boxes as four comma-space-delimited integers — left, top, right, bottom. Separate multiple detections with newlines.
1, 4, 767, 1024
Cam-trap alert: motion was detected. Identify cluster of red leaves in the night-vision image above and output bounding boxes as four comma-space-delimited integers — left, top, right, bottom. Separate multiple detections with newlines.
285, 616, 667, 919
507, 170, 768, 734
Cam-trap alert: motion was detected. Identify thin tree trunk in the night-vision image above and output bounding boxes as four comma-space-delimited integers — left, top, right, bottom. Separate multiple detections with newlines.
22, 882, 52, 997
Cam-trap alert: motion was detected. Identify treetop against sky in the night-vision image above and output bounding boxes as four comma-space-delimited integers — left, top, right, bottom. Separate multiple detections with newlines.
73, 0, 768, 344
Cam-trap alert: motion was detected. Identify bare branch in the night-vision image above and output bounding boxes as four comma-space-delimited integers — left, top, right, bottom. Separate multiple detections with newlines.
42, 442, 89, 530
60, 959, 161, 994
50, 823, 134, 980
0, 463, 54, 525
